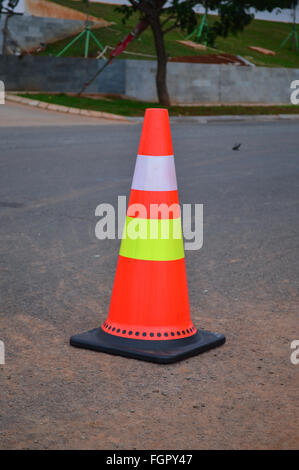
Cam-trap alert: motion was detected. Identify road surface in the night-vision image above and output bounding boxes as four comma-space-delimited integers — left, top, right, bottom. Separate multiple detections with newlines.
0, 102, 298, 449
0, 100, 120, 127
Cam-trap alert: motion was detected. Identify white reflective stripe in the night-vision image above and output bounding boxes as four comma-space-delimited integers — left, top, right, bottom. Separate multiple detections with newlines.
131, 155, 177, 191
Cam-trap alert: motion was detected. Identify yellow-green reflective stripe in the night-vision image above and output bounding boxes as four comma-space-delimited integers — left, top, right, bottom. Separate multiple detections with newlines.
120, 216, 184, 261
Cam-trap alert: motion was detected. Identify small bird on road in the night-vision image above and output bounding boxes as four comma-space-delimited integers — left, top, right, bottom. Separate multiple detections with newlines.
232, 143, 242, 151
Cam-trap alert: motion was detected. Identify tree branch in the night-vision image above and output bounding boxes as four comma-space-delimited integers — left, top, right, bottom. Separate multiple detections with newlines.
161, 14, 176, 27
162, 21, 180, 35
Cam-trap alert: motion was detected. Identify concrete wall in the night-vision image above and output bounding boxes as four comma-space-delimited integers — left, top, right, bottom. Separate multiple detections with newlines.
0, 55, 99, 93
98, 60, 126, 95
125, 60, 299, 104
0, 56, 126, 95
0, 15, 98, 53
0, 55, 298, 103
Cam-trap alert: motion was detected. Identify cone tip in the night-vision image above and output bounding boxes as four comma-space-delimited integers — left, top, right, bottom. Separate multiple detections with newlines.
138, 108, 173, 156
144, 107, 169, 115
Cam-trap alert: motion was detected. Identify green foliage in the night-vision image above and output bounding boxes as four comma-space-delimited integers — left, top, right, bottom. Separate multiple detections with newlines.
207, 3, 253, 45
115, 4, 138, 24
161, 0, 198, 35
120, 1, 295, 47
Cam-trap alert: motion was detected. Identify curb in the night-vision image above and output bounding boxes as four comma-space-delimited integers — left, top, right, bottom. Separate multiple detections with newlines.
5, 94, 131, 123
6, 94, 299, 124
133, 114, 299, 124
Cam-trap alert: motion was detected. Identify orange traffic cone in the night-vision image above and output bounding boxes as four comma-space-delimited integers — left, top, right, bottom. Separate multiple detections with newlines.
70, 108, 225, 363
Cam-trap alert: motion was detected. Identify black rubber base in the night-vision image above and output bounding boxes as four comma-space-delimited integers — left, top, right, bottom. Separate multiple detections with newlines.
70, 328, 225, 364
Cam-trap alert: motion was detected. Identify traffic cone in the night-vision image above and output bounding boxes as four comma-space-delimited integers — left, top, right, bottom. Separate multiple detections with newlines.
70, 108, 225, 363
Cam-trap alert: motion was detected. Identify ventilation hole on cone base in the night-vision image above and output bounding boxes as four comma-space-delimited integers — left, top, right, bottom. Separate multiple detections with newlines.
105, 326, 196, 337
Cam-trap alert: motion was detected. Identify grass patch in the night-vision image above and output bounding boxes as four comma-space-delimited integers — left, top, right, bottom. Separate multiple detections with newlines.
37, 0, 299, 68
18, 93, 299, 117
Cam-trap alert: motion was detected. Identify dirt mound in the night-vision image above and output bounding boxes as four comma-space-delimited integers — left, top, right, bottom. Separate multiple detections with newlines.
169, 53, 247, 65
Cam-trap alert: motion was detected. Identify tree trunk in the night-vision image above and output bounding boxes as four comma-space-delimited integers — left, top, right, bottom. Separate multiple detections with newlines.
149, 16, 170, 106
2, 13, 10, 55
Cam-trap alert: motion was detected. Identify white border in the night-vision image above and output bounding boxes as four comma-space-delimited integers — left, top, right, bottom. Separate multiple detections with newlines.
132, 155, 177, 191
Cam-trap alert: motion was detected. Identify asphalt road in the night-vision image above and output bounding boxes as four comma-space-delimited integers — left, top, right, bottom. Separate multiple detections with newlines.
0, 103, 298, 449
